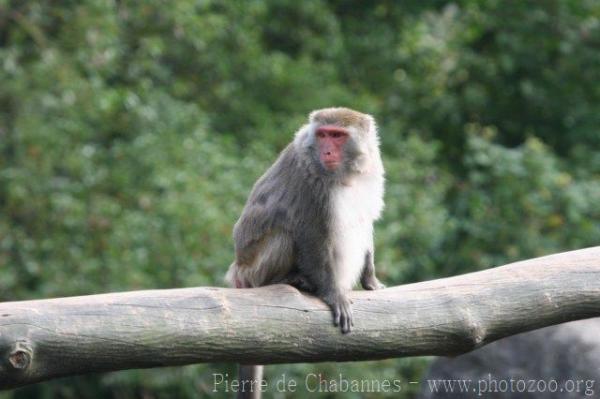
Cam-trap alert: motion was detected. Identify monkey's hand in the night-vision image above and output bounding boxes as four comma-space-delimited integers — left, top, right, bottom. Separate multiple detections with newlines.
323, 292, 353, 334
361, 275, 385, 291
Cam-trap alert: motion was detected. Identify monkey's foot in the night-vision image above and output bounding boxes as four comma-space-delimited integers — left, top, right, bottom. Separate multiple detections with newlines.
361, 276, 386, 291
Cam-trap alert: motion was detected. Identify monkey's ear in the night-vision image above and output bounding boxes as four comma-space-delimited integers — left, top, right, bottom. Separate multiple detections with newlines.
293, 124, 314, 148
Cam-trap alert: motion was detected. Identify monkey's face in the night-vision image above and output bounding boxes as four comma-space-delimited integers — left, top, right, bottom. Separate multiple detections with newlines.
315, 125, 349, 171
295, 107, 380, 177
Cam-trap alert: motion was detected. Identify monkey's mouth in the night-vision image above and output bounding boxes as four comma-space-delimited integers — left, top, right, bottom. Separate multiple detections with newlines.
323, 161, 341, 170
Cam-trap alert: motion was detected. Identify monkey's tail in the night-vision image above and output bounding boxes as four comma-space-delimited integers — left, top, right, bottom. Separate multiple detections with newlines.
228, 264, 262, 397
237, 364, 264, 399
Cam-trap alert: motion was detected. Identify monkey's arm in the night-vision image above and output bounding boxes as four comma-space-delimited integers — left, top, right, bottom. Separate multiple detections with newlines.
296, 242, 354, 334
316, 270, 354, 334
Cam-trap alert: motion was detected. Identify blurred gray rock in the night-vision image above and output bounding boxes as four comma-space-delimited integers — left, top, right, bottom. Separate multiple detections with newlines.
418, 318, 600, 398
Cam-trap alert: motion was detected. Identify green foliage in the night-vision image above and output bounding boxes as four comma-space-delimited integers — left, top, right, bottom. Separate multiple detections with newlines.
1, 0, 599, 398
448, 128, 600, 274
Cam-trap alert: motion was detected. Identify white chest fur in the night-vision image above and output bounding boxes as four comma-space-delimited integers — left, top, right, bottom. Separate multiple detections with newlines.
330, 173, 384, 290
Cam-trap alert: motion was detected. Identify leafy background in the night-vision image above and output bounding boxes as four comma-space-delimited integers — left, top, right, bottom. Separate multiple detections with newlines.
1, 0, 599, 397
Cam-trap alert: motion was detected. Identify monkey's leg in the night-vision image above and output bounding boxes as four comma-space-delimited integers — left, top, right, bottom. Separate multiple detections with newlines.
278, 270, 317, 293
237, 365, 264, 399
298, 250, 354, 333
360, 250, 385, 290
229, 231, 295, 288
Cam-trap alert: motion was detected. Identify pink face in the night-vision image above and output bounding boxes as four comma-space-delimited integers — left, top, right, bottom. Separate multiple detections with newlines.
316, 125, 349, 171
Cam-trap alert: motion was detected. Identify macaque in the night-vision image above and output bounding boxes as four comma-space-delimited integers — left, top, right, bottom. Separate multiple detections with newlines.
226, 107, 386, 333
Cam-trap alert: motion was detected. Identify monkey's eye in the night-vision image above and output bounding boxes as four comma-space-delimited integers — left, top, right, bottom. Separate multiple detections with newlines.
332, 132, 342, 138
316, 131, 326, 138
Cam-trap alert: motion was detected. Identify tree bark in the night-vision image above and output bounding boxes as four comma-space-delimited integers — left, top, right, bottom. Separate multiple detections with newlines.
1, 246, 600, 390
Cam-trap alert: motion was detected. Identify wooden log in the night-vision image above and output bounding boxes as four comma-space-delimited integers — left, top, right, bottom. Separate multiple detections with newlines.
1, 246, 599, 389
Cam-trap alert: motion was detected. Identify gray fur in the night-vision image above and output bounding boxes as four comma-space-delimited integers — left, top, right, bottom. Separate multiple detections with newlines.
229, 143, 343, 303
226, 107, 384, 334
229, 107, 385, 399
